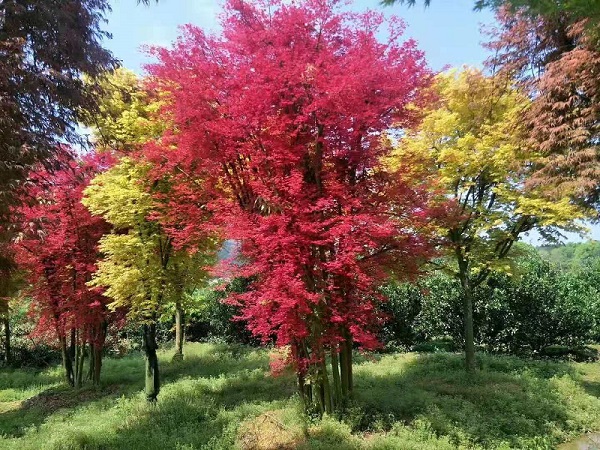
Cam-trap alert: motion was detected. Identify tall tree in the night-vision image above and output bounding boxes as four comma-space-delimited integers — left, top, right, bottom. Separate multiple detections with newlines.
0, 1, 113, 219
0, 1, 159, 272
83, 158, 216, 400
13, 150, 113, 386
148, 0, 435, 413
81, 67, 216, 368
393, 68, 585, 371
486, 7, 600, 211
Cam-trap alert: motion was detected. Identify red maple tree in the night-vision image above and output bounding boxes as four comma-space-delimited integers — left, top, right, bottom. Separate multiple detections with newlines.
13, 150, 113, 386
146, 0, 435, 412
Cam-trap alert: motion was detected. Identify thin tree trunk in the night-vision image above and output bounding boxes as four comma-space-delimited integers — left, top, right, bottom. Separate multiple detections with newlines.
91, 323, 107, 385
330, 347, 341, 409
340, 339, 349, 400
173, 302, 184, 361
459, 270, 476, 373
319, 356, 333, 414
343, 331, 353, 395
3, 314, 10, 365
75, 340, 85, 388
73, 329, 86, 388
92, 343, 103, 385
88, 342, 95, 381
74, 334, 80, 387
143, 323, 160, 402
60, 335, 74, 387
298, 371, 307, 409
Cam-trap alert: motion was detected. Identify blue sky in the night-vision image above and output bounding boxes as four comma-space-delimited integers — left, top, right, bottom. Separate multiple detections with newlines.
102, 0, 598, 243
104, 0, 495, 73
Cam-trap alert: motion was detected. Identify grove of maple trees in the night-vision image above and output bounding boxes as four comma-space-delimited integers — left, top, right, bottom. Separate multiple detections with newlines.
1, 0, 599, 422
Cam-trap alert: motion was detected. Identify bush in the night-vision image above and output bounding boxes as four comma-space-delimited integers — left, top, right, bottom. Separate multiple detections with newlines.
187, 278, 260, 345
380, 254, 600, 359
0, 299, 61, 368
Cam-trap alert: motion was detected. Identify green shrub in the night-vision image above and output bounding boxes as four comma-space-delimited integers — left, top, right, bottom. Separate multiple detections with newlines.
187, 277, 260, 345
380, 254, 600, 359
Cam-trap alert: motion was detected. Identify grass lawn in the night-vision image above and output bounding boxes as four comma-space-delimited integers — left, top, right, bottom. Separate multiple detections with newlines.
2, 342, 600, 449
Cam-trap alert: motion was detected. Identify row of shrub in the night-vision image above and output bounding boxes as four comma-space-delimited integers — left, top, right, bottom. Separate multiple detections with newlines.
4, 250, 599, 367
380, 254, 600, 360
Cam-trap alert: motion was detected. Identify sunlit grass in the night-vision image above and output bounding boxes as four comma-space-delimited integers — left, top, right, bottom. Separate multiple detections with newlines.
1, 343, 600, 449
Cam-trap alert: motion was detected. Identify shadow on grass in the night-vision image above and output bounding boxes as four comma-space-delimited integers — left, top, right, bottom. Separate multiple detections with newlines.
0, 342, 290, 444
0, 383, 129, 437
83, 362, 297, 449
160, 342, 271, 382
5, 346, 597, 449
352, 352, 583, 448
581, 380, 600, 398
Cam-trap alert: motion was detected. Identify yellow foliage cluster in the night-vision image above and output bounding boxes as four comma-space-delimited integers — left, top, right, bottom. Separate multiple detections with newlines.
390, 68, 587, 279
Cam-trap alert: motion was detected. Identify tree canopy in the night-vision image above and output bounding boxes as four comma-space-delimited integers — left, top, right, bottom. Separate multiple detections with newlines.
392, 68, 585, 370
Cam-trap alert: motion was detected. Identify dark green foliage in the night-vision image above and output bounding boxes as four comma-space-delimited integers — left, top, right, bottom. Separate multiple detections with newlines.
379, 276, 463, 350
0, 0, 118, 221
492, 259, 600, 355
0, 299, 60, 369
187, 278, 259, 345
380, 254, 600, 359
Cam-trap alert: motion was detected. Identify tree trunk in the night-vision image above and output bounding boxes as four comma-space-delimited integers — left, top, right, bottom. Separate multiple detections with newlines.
343, 330, 353, 395
173, 302, 184, 361
87, 323, 105, 386
88, 342, 95, 382
3, 314, 10, 365
92, 342, 103, 385
143, 323, 160, 402
330, 347, 341, 409
75, 341, 85, 388
60, 335, 74, 387
459, 270, 476, 373
71, 328, 86, 388
339, 342, 348, 398
319, 356, 333, 414
92, 321, 107, 385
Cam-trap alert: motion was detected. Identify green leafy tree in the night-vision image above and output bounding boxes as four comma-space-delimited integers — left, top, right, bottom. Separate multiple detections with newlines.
392, 68, 585, 371
538, 241, 600, 272
383, 0, 600, 24
382, 252, 600, 358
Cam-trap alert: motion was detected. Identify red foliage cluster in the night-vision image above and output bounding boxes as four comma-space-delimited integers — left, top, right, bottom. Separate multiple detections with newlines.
146, 0, 435, 379
13, 150, 113, 350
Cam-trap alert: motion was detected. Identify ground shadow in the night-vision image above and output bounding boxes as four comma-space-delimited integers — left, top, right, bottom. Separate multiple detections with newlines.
0, 344, 295, 448
0, 383, 129, 437
0, 342, 278, 440
91, 362, 297, 449
160, 342, 271, 382
4, 346, 594, 449
352, 352, 582, 448
580, 379, 600, 398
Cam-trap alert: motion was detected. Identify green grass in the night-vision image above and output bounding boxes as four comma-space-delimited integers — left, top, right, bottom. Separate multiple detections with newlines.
2, 343, 600, 449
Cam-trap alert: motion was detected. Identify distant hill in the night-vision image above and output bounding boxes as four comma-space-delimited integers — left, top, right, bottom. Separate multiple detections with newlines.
537, 241, 600, 272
